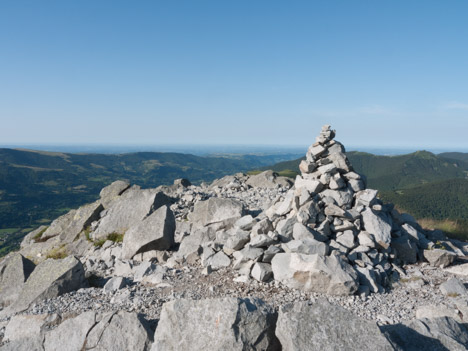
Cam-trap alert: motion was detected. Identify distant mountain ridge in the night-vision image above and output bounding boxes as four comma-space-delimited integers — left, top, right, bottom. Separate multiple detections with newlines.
257, 150, 468, 235
0, 148, 301, 254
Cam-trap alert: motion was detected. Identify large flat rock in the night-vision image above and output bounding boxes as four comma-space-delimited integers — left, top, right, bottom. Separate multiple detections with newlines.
40, 201, 103, 243
276, 300, 393, 350
382, 317, 468, 351
9, 256, 88, 313
152, 298, 278, 350
271, 253, 358, 295
246, 170, 292, 189
189, 197, 244, 230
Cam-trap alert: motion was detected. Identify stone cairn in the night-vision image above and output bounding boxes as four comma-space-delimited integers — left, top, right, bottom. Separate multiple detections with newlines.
199, 125, 445, 295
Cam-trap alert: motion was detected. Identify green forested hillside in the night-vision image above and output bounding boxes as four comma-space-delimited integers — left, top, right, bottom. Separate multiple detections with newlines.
0, 148, 300, 254
438, 152, 468, 162
380, 179, 468, 221
261, 151, 468, 191
257, 150, 468, 239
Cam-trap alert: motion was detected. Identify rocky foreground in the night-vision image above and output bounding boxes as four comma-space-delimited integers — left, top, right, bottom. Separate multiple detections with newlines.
1, 125, 468, 350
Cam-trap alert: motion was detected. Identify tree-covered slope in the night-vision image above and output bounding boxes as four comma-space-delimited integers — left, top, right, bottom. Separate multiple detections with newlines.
380, 179, 468, 221
256, 150, 468, 236
347, 151, 467, 191
259, 150, 468, 191
438, 152, 468, 163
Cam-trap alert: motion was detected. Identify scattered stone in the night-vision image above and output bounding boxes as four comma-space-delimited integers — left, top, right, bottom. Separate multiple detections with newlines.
251, 262, 273, 282
103, 277, 126, 293
440, 277, 467, 297
423, 249, 457, 268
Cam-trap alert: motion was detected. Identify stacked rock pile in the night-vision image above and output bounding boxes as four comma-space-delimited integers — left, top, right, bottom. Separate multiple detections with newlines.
189, 125, 449, 295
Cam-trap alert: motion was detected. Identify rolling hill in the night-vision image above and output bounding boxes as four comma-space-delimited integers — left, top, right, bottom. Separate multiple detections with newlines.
259, 150, 468, 191
0, 148, 301, 254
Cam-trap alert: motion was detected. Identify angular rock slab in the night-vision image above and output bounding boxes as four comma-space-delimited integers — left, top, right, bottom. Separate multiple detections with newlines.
122, 205, 176, 259
271, 253, 358, 295
276, 300, 393, 351
93, 188, 172, 240
9, 256, 87, 313
189, 197, 244, 229
152, 298, 278, 350
99, 180, 130, 207
0, 253, 35, 307
382, 317, 468, 351
40, 201, 103, 243
361, 208, 392, 249
423, 249, 457, 268
85, 311, 153, 351
245, 170, 292, 188
3, 313, 52, 349
44, 311, 97, 351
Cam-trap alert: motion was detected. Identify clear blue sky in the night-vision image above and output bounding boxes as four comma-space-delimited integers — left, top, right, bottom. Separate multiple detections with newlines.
1, 1, 467, 149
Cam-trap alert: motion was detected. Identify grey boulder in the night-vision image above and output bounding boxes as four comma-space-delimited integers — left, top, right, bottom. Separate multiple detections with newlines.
361, 208, 392, 249
423, 249, 457, 268
93, 188, 172, 240
246, 170, 292, 189
38, 201, 103, 243
0, 253, 35, 307
103, 276, 127, 293
189, 197, 244, 229
276, 300, 393, 351
271, 253, 358, 295
9, 256, 87, 313
152, 297, 278, 351
439, 277, 467, 296
382, 317, 468, 351
85, 311, 153, 351
44, 311, 96, 351
99, 180, 130, 207
122, 205, 175, 259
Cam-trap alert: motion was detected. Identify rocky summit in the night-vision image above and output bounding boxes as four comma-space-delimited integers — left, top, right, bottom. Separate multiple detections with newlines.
1, 125, 468, 350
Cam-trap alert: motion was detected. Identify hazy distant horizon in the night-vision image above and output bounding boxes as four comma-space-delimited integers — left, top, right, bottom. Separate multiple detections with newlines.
1, 143, 466, 157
